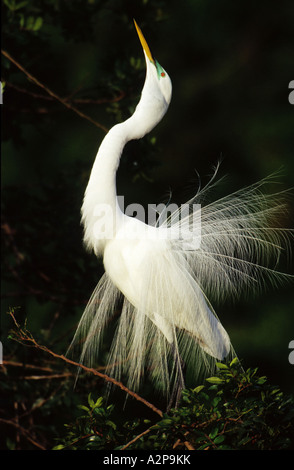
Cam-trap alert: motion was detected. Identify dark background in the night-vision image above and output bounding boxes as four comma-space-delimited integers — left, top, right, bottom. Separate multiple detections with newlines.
1, 0, 294, 449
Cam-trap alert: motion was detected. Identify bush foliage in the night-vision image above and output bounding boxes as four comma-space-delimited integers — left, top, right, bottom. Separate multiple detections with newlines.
53, 360, 294, 450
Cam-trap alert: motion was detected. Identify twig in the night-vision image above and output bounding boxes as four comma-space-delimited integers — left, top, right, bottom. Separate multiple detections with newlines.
0, 418, 46, 450
121, 426, 152, 450
184, 440, 195, 450
122, 424, 197, 451
5, 80, 126, 105
1, 360, 54, 372
1, 49, 108, 133
22, 373, 73, 380
1, 220, 88, 307
173, 432, 195, 450
7, 309, 163, 418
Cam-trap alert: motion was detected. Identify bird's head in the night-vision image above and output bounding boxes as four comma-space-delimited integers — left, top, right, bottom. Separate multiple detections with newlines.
131, 20, 172, 138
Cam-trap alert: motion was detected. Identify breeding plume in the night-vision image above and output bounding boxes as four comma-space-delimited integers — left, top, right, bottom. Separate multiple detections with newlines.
69, 21, 291, 404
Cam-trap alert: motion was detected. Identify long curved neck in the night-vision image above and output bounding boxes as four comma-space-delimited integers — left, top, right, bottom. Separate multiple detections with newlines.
81, 116, 138, 254
81, 78, 168, 255
87, 122, 129, 199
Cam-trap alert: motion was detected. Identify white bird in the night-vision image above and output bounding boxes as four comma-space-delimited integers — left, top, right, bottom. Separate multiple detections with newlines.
69, 21, 292, 406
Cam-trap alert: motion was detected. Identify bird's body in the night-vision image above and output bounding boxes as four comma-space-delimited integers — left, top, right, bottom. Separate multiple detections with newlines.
69, 22, 292, 405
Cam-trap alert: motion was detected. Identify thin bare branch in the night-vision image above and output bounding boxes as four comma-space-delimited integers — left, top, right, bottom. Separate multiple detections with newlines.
5, 80, 126, 105
0, 418, 46, 450
7, 309, 163, 418
121, 426, 152, 450
1, 49, 109, 133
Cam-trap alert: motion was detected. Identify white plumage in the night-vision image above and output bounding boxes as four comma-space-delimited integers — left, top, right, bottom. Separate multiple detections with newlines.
69, 21, 292, 405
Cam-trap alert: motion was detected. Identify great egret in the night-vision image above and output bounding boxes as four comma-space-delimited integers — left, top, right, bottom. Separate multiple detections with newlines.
69, 21, 291, 405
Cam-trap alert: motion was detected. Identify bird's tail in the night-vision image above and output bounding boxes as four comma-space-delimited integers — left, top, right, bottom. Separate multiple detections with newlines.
68, 270, 234, 406
67, 274, 122, 372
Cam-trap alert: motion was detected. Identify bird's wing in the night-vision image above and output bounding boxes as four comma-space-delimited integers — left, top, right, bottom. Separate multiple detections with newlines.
102, 231, 232, 399
158, 172, 292, 303
103, 222, 231, 361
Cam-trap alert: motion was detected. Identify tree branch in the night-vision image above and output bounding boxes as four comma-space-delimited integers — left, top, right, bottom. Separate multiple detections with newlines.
7, 309, 163, 418
0, 418, 46, 450
1, 49, 109, 133
5, 80, 126, 105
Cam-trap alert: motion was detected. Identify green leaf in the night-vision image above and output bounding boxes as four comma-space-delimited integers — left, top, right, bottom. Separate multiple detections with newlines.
216, 362, 229, 369
211, 396, 222, 408
88, 393, 95, 408
52, 444, 65, 450
4, 0, 28, 11
256, 377, 267, 385
78, 405, 90, 412
209, 427, 219, 439
6, 438, 16, 450
158, 418, 173, 426
32, 17, 43, 31
106, 420, 117, 430
94, 397, 103, 408
3, 0, 12, 9
214, 435, 225, 444
206, 377, 225, 384
15, 1, 29, 10
230, 357, 240, 367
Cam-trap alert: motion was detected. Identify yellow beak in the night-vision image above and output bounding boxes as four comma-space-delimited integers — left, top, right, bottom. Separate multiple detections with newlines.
134, 19, 155, 64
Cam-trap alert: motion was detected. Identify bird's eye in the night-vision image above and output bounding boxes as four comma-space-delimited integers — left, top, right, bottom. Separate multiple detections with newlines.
161, 72, 166, 77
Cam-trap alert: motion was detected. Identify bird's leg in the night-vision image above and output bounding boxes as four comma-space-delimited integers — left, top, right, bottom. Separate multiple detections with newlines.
167, 341, 185, 411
